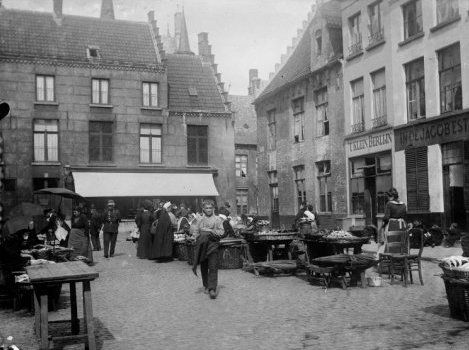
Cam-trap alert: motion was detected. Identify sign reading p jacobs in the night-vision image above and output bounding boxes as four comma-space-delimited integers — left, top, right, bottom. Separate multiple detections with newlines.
395, 112, 469, 152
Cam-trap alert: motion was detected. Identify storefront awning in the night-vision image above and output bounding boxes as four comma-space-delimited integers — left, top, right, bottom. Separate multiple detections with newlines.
73, 172, 219, 197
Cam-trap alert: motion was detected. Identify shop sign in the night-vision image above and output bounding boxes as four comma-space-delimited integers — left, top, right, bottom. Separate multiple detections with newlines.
347, 131, 393, 156
395, 112, 469, 151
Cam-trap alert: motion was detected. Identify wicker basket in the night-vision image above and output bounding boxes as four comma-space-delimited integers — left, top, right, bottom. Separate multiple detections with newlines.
218, 245, 245, 269
174, 242, 189, 261
442, 276, 469, 321
439, 263, 469, 279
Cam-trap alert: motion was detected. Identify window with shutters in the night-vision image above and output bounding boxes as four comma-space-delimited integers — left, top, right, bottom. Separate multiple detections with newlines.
438, 43, 462, 114
405, 147, 429, 212
89, 121, 113, 162
268, 171, 279, 212
33, 119, 58, 162
187, 125, 208, 165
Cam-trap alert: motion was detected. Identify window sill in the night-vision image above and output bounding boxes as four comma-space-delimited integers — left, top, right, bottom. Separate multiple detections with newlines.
31, 162, 61, 166
430, 16, 461, 33
186, 164, 210, 168
141, 106, 162, 111
139, 163, 165, 167
87, 163, 116, 167
398, 32, 424, 47
407, 116, 426, 124
89, 104, 113, 108
365, 39, 385, 52
345, 50, 364, 62
34, 101, 58, 106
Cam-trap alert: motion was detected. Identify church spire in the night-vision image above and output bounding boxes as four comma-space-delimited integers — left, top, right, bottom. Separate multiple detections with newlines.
100, 0, 115, 20
176, 8, 192, 54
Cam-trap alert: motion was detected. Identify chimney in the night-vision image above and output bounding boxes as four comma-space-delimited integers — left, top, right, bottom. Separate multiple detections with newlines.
249, 69, 258, 82
53, 0, 62, 17
147, 10, 155, 23
198, 32, 210, 56
100, 0, 115, 20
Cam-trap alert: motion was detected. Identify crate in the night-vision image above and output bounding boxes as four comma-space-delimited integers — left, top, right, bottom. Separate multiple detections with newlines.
442, 276, 469, 322
218, 245, 245, 269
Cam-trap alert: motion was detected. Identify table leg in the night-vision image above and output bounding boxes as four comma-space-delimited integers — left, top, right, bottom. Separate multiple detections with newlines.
360, 271, 367, 288
82, 281, 96, 350
40, 293, 49, 350
268, 246, 273, 262
33, 289, 40, 337
70, 282, 79, 334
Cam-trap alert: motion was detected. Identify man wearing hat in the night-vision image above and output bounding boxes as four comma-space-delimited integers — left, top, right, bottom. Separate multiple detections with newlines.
102, 199, 121, 258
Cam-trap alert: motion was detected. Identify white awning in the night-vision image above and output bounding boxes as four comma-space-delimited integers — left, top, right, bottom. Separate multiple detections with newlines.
73, 172, 219, 197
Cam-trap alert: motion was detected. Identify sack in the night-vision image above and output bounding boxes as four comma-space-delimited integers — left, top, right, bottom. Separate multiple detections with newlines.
150, 220, 158, 235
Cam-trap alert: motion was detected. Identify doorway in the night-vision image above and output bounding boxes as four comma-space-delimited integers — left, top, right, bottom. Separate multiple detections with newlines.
443, 164, 466, 229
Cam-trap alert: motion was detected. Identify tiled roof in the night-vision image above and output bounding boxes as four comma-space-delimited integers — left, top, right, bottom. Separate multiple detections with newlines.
254, 17, 313, 103
230, 95, 257, 145
166, 53, 226, 113
0, 8, 159, 68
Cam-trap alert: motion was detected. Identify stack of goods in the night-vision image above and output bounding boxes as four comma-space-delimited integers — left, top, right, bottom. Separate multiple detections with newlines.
324, 230, 370, 244
439, 256, 469, 321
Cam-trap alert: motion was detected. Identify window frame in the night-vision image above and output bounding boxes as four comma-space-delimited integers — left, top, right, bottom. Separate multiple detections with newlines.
402, 0, 423, 40
368, 1, 384, 43
187, 125, 209, 165
438, 43, 462, 114
267, 109, 277, 150
91, 78, 110, 105
315, 87, 329, 137
293, 165, 306, 210
351, 78, 365, 133
405, 57, 426, 121
268, 170, 279, 213
89, 121, 114, 163
292, 97, 305, 143
139, 123, 162, 164
235, 154, 248, 177
36, 75, 55, 102
316, 161, 332, 213
33, 119, 59, 162
371, 69, 387, 127
436, 0, 459, 25
142, 82, 159, 107
236, 189, 249, 215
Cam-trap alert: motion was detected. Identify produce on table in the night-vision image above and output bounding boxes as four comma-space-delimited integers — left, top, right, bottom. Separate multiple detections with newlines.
325, 230, 354, 239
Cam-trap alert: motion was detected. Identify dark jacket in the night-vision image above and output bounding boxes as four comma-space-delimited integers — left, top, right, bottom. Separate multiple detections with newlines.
382, 200, 407, 226
72, 213, 89, 231
102, 208, 121, 233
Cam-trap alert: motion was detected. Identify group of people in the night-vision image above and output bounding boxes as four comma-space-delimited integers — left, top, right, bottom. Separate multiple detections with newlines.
134, 199, 234, 299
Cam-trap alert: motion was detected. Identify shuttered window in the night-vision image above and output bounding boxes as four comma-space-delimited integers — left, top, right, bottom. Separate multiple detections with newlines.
405, 147, 429, 212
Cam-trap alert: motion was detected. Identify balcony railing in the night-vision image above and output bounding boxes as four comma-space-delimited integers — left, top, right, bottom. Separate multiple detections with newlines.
372, 116, 387, 128
351, 121, 365, 133
368, 28, 384, 46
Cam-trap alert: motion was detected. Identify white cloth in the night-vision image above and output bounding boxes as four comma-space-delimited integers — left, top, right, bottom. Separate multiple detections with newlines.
304, 210, 315, 221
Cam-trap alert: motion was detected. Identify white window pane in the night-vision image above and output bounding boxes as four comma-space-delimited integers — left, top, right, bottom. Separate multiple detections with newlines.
46, 76, 54, 101
45, 119, 58, 132
101, 80, 109, 104
92, 80, 100, 103
140, 137, 150, 163
34, 133, 45, 161
36, 76, 45, 101
151, 137, 161, 163
150, 125, 162, 136
34, 120, 46, 131
143, 83, 150, 106
47, 133, 58, 161
151, 83, 158, 106
140, 124, 151, 135
372, 70, 385, 88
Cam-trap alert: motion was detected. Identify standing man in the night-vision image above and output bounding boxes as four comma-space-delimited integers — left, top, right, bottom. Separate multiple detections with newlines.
89, 204, 102, 251
192, 199, 225, 299
102, 200, 121, 258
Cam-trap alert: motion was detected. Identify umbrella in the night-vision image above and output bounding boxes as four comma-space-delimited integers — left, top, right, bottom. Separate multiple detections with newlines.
8, 202, 44, 218
34, 187, 87, 202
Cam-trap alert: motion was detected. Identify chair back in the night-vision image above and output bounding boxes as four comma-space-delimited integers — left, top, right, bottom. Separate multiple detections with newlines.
384, 229, 408, 254
409, 227, 424, 257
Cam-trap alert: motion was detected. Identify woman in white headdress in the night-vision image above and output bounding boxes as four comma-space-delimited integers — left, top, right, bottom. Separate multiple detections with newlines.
150, 201, 174, 261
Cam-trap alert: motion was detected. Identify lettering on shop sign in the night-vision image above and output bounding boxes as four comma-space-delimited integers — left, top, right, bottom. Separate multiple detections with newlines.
348, 132, 392, 153
395, 113, 469, 151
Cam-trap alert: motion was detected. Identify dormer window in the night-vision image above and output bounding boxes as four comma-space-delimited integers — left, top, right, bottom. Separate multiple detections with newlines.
87, 46, 101, 59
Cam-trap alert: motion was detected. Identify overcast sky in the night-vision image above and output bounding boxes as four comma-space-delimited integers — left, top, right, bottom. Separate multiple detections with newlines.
4, 0, 315, 95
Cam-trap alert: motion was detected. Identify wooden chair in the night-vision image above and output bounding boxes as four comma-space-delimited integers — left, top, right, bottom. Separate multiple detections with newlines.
379, 224, 410, 286
406, 228, 424, 285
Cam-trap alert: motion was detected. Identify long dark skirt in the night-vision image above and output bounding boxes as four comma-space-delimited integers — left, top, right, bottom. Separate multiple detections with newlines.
150, 229, 173, 259
68, 228, 93, 262
137, 229, 152, 259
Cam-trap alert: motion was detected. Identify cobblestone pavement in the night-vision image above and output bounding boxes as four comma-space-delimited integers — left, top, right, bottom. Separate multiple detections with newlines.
1, 231, 468, 350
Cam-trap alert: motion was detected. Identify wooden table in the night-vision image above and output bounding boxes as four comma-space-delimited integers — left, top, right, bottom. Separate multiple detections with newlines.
301, 237, 369, 261
245, 236, 297, 262
26, 261, 99, 350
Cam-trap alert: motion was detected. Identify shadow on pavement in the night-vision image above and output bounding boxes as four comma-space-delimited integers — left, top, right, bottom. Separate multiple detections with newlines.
420, 304, 452, 319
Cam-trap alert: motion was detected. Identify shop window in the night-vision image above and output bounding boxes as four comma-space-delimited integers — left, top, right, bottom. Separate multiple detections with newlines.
267, 109, 276, 150
294, 165, 306, 209
405, 57, 426, 121
142, 82, 159, 107
436, 0, 459, 25
315, 88, 329, 136
403, 0, 423, 40
317, 161, 332, 212
36, 75, 55, 102
438, 43, 462, 114
368, 1, 384, 45
406, 147, 429, 212
89, 121, 113, 162
236, 189, 248, 215
91, 78, 109, 105
351, 78, 365, 133
371, 69, 387, 127
292, 97, 305, 143
268, 171, 279, 212
351, 177, 365, 215
140, 124, 162, 164
236, 155, 248, 177
348, 13, 362, 56
187, 125, 208, 165
33, 119, 58, 162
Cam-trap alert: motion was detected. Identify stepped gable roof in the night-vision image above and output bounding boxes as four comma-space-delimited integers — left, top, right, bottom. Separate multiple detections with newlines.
166, 53, 226, 113
230, 94, 257, 145
0, 8, 159, 68
254, 18, 313, 103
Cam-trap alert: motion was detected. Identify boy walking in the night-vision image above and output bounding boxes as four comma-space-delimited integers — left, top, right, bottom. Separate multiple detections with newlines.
192, 200, 225, 299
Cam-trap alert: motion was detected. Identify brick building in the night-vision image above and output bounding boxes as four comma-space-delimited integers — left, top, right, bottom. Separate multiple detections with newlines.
254, 0, 347, 229
341, 0, 469, 230
0, 0, 234, 217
